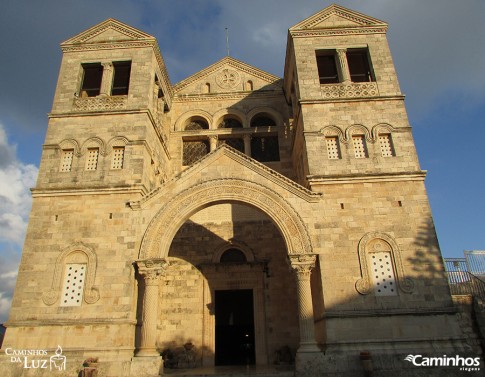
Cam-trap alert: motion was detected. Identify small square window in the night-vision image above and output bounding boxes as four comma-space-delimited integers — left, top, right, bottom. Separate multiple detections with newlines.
80, 63, 103, 97
60, 149, 74, 172
352, 135, 368, 158
111, 147, 125, 169
347, 49, 373, 83
111, 61, 131, 96
316, 52, 339, 84
325, 137, 341, 159
85, 148, 99, 171
378, 134, 395, 157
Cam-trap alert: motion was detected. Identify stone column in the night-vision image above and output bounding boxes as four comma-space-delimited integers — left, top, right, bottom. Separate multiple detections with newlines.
289, 254, 320, 353
209, 135, 218, 152
100, 62, 114, 96
336, 48, 351, 84
136, 259, 168, 356
243, 134, 251, 156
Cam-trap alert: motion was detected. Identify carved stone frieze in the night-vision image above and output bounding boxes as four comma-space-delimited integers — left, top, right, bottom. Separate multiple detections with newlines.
73, 96, 127, 112
139, 178, 313, 260
320, 82, 378, 99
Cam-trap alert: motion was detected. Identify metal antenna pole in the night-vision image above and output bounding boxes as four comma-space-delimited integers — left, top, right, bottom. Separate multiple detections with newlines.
225, 27, 230, 56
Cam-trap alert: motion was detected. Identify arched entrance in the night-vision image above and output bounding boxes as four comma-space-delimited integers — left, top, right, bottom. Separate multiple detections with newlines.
134, 179, 320, 363
162, 202, 296, 366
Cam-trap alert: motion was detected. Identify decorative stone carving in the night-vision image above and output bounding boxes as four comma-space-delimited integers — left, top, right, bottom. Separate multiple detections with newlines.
73, 96, 127, 112
139, 179, 313, 261
320, 82, 378, 99
355, 232, 414, 295
216, 68, 241, 89
42, 241, 99, 305
289, 254, 317, 278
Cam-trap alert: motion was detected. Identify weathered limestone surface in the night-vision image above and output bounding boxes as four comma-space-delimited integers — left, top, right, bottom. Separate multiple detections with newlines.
1, 5, 478, 377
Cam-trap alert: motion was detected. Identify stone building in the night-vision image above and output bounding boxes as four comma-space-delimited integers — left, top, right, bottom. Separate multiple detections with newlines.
1, 4, 480, 377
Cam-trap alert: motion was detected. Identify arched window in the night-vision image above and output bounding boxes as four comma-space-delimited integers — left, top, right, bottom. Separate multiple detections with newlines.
220, 248, 247, 263
42, 242, 99, 306
355, 232, 414, 296
245, 80, 253, 91
218, 116, 243, 129
250, 115, 276, 128
185, 117, 209, 131
203, 83, 211, 94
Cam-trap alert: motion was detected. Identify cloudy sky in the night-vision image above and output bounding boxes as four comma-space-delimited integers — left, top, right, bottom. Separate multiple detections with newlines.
0, 0, 484, 322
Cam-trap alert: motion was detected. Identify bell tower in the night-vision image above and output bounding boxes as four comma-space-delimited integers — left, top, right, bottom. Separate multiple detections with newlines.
284, 4, 421, 189
38, 18, 173, 194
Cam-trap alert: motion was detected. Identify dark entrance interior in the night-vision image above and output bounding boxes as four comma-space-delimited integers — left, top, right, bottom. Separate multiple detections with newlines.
215, 289, 255, 366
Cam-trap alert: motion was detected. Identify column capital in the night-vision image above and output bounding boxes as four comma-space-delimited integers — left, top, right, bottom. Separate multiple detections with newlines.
289, 254, 317, 278
208, 135, 219, 141
136, 258, 169, 285
101, 62, 113, 70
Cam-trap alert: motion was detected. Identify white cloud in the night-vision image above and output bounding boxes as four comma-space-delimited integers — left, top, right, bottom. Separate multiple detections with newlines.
0, 124, 38, 323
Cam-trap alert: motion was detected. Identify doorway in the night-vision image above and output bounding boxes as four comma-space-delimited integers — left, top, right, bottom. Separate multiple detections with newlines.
215, 289, 255, 366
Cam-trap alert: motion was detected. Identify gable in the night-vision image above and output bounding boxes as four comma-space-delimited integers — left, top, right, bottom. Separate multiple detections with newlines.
61, 18, 155, 46
130, 145, 320, 210
290, 4, 387, 32
173, 57, 282, 96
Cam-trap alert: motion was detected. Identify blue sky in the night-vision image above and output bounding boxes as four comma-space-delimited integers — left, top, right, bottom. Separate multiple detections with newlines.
0, 0, 484, 322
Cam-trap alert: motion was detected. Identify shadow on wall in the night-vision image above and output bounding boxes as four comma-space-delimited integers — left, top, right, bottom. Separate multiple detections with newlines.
135, 206, 301, 367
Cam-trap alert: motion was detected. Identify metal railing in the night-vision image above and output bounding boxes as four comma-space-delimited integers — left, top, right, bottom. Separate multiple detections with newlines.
444, 253, 485, 299
445, 270, 485, 299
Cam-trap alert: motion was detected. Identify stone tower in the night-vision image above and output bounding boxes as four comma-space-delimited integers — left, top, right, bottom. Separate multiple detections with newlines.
1, 5, 478, 377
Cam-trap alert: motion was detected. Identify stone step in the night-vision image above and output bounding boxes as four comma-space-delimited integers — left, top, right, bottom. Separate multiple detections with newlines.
164, 365, 295, 377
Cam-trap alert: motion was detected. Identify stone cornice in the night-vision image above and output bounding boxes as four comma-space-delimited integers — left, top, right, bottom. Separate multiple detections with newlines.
290, 27, 388, 38
323, 306, 457, 319
172, 89, 283, 103
299, 94, 405, 105
5, 318, 137, 327
175, 126, 281, 138
173, 56, 281, 93
31, 185, 147, 198
307, 171, 427, 186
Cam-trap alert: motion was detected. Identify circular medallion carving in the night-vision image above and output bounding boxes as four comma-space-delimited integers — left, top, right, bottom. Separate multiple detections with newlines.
216, 69, 240, 89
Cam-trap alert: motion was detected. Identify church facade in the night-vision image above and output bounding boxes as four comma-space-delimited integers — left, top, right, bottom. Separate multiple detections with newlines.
2, 5, 479, 377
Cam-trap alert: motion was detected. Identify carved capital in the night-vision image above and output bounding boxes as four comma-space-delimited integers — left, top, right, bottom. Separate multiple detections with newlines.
101, 62, 113, 71
289, 254, 317, 278
136, 259, 169, 285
